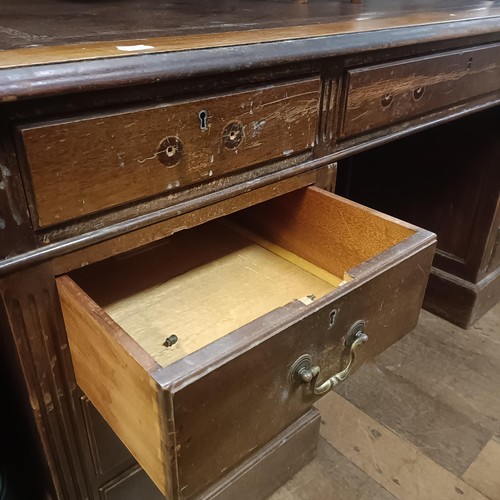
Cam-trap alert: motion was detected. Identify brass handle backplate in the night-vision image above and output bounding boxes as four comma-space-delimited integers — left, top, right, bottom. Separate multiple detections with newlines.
290, 320, 368, 395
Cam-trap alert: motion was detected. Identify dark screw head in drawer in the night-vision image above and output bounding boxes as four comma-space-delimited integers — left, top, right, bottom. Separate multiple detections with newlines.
163, 334, 179, 348
157, 136, 183, 167
222, 121, 244, 149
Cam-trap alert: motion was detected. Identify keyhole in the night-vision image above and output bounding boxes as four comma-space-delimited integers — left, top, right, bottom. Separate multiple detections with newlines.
199, 110, 208, 131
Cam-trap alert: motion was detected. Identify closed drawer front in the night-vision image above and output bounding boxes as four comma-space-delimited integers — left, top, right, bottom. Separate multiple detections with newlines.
80, 396, 134, 477
57, 187, 435, 499
19, 78, 319, 228
99, 465, 163, 500
342, 43, 500, 137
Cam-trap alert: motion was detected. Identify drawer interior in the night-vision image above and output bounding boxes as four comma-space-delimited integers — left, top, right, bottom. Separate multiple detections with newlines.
69, 187, 416, 369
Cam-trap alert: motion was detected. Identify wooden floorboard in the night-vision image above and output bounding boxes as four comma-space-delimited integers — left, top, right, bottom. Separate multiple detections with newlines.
334, 360, 491, 476
270, 437, 397, 500
462, 435, 500, 500
271, 301, 500, 499
315, 393, 486, 500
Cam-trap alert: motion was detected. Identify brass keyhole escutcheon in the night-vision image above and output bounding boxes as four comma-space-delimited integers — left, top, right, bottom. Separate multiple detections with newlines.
157, 136, 183, 167
381, 93, 394, 108
222, 121, 244, 149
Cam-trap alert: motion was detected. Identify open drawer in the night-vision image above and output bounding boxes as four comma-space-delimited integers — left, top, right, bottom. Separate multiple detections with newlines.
57, 187, 436, 499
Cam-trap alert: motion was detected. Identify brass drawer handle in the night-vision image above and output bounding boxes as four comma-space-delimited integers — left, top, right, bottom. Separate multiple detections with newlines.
292, 321, 368, 395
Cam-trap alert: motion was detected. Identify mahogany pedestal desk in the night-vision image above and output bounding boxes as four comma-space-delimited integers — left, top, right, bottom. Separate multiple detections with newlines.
0, 2, 499, 499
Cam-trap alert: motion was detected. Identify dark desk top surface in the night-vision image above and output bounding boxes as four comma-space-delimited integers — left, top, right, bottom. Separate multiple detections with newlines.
1, 1, 500, 101
1, 1, 500, 63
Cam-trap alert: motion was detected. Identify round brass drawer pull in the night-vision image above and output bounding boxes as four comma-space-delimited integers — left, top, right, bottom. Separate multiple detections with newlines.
292, 320, 368, 395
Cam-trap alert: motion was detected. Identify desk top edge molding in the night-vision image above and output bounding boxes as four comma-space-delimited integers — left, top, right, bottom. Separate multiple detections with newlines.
1, 15, 500, 102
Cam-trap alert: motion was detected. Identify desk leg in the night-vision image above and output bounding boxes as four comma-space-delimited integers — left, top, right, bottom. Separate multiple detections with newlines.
0, 265, 91, 499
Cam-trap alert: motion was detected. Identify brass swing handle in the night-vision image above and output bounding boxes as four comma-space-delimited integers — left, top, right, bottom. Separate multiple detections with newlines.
295, 322, 368, 395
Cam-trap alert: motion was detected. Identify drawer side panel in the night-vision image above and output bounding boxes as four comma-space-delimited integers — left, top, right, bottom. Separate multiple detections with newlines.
56, 276, 171, 497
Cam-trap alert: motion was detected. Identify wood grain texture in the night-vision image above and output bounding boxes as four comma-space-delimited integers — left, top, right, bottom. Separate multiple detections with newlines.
74, 222, 336, 368
60, 187, 434, 498
36, 151, 315, 246
334, 359, 492, 477
1, 1, 500, 68
0, 120, 35, 259
274, 304, 500, 499
316, 393, 487, 500
1, 6, 498, 499
20, 78, 319, 227
424, 264, 500, 329
339, 108, 500, 284
487, 225, 500, 273
169, 243, 434, 498
56, 276, 170, 497
201, 408, 320, 500
374, 310, 500, 440
462, 435, 500, 499
0, 266, 90, 499
342, 43, 500, 137
317, 75, 340, 148
80, 396, 134, 478
235, 186, 415, 278
295, 303, 500, 500
67, 186, 421, 369
270, 437, 398, 500
225, 221, 345, 286
337, 106, 500, 326
50, 166, 332, 276
98, 465, 163, 500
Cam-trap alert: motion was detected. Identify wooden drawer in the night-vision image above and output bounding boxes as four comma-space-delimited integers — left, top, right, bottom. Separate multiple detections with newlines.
342, 43, 500, 137
19, 78, 320, 228
57, 187, 436, 499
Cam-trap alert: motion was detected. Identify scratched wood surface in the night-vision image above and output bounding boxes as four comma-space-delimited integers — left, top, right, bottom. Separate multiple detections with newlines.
342, 43, 500, 137
1, 0, 500, 68
20, 78, 319, 227
271, 301, 500, 500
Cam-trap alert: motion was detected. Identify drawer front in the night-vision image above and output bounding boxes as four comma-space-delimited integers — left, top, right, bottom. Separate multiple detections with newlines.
57, 188, 436, 499
167, 243, 434, 498
80, 396, 134, 477
20, 78, 319, 227
342, 43, 500, 137
99, 466, 163, 500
